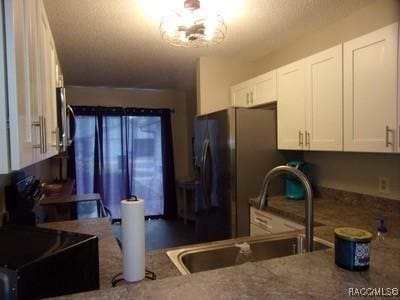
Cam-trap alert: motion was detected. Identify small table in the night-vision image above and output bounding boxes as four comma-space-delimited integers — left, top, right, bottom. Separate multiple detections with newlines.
176, 179, 199, 224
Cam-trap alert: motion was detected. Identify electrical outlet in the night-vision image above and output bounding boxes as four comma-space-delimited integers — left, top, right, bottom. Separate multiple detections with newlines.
378, 177, 390, 194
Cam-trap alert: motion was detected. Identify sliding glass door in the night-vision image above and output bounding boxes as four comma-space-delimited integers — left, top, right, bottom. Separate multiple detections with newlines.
126, 116, 164, 216
72, 107, 174, 219
74, 116, 96, 195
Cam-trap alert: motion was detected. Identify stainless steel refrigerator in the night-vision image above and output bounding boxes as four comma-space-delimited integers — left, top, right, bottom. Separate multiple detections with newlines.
194, 107, 295, 241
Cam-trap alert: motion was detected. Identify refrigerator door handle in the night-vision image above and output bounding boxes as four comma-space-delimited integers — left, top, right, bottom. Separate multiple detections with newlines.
200, 138, 211, 210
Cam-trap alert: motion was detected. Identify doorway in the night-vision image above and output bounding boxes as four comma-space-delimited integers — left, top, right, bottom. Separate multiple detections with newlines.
70, 107, 176, 219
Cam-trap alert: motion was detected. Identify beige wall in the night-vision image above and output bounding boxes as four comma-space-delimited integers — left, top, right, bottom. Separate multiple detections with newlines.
196, 57, 253, 115
305, 152, 400, 200
250, 0, 400, 200
66, 86, 195, 180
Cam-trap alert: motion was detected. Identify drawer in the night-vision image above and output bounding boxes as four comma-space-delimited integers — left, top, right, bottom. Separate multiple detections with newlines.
250, 207, 304, 233
250, 223, 272, 236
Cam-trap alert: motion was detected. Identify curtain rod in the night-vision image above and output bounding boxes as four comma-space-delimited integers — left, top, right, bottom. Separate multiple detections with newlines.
71, 105, 175, 114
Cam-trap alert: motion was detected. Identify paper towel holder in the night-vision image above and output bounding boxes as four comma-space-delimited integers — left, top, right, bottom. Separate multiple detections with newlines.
127, 195, 138, 202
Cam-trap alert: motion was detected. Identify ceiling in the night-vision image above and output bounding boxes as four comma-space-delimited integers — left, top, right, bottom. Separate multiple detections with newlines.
44, 0, 374, 91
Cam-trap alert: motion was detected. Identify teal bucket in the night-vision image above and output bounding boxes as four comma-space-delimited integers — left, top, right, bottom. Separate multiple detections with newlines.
285, 161, 306, 200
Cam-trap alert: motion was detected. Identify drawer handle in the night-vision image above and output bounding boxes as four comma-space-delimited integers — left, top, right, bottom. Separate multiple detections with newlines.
255, 217, 268, 225
254, 220, 272, 230
283, 223, 302, 230
254, 212, 272, 220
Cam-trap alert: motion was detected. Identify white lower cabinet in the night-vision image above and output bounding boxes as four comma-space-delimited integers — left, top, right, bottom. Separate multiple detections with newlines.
250, 207, 304, 236
344, 23, 398, 153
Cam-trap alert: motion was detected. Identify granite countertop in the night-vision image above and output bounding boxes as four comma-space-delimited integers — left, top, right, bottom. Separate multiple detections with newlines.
39, 218, 123, 289
52, 238, 400, 299
249, 193, 400, 240
39, 218, 180, 291
47, 190, 400, 299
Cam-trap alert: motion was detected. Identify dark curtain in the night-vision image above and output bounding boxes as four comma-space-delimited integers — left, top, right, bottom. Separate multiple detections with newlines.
67, 106, 177, 219
160, 110, 177, 218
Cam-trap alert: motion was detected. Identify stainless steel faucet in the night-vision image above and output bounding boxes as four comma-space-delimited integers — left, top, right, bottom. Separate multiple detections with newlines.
258, 165, 314, 252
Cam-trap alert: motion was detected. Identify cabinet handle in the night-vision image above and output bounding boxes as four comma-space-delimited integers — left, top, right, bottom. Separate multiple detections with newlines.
43, 117, 47, 153
298, 131, 303, 147
385, 126, 393, 147
305, 130, 310, 147
32, 121, 42, 150
40, 116, 45, 153
250, 92, 253, 104
398, 125, 400, 149
246, 93, 249, 105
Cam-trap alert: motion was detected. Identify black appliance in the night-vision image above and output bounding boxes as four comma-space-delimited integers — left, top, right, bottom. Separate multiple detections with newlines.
5, 174, 45, 225
0, 226, 99, 299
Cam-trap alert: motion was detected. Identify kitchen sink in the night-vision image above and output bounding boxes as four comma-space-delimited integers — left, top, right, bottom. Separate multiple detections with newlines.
167, 232, 333, 275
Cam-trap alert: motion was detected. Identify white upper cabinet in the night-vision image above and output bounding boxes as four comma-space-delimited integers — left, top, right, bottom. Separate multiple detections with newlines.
305, 45, 343, 151
37, 0, 58, 158
1, 0, 60, 173
231, 70, 277, 108
231, 81, 252, 107
252, 70, 277, 106
277, 60, 306, 150
4, 0, 35, 170
278, 45, 343, 151
344, 23, 398, 153
0, 2, 9, 174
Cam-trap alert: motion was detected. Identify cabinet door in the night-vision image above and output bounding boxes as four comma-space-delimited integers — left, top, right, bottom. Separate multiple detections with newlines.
0, 2, 9, 173
37, 0, 58, 158
231, 81, 251, 107
4, 0, 35, 170
45, 30, 58, 157
305, 45, 343, 151
251, 70, 277, 106
277, 60, 306, 150
344, 23, 398, 153
25, 0, 43, 162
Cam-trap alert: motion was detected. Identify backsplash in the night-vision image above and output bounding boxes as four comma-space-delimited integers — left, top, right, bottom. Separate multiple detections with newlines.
315, 186, 400, 214
305, 151, 400, 201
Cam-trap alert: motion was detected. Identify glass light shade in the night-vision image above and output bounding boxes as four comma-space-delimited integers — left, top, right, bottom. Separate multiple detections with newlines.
159, 7, 227, 47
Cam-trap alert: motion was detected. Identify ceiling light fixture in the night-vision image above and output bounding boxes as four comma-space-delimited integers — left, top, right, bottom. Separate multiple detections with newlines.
159, 0, 227, 48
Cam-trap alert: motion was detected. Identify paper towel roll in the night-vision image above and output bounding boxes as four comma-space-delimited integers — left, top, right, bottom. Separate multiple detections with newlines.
121, 198, 145, 282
